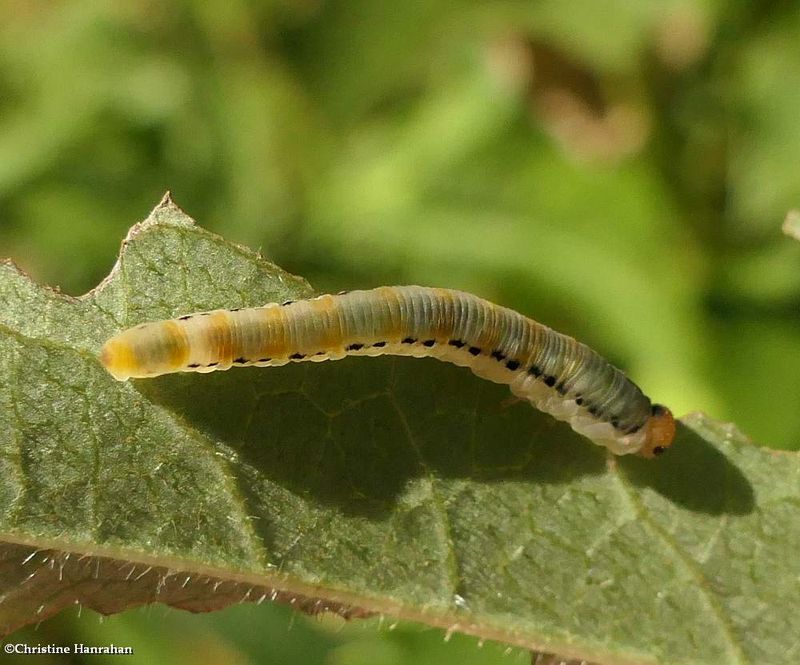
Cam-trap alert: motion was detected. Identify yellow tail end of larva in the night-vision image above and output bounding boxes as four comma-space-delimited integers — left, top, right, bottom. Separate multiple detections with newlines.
99, 337, 135, 381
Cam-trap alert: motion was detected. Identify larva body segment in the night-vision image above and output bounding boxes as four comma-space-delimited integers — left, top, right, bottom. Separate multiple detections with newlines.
99, 286, 675, 457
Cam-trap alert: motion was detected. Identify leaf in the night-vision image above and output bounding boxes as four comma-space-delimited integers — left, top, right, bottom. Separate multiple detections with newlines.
0, 195, 797, 665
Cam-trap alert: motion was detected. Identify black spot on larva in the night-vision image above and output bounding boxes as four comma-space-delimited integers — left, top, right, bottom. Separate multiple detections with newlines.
422, 339, 435, 347
402, 337, 417, 344
491, 349, 506, 361
233, 357, 248, 364
257, 358, 271, 363
372, 341, 387, 348
281, 300, 295, 306
505, 359, 520, 371
289, 353, 305, 360
528, 366, 542, 377
207, 362, 219, 367
229, 307, 241, 312
588, 406, 599, 416
315, 351, 325, 356
575, 397, 584, 405
448, 339, 466, 348
555, 383, 567, 395
626, 424, 641, 435
652, 403, 668, 416
188, 363, 200, 368
610, 418, 620, 428
346, 343, 364, 351
544, 375, 557, 387
652, 446, 666, 456
178, 315, 193, 321
468, 346, 481, 356
200, 312, 211, 316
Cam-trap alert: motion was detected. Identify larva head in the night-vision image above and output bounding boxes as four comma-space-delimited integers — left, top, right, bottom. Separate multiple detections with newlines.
639, 404, 676, 458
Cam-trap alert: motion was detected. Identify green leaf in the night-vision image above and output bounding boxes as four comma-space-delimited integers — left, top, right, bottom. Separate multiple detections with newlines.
0, 195, 797, 664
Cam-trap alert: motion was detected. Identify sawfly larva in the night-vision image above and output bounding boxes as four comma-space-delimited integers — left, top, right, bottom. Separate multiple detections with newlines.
100, 286, 675, 457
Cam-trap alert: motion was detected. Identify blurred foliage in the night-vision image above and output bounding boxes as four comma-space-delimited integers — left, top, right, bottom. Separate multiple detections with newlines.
6, 602, 530, 665
0, 0, 798, 662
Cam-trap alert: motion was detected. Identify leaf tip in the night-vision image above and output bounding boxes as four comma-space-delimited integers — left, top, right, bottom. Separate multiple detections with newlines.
157, 190, 174, 208
83, 194, 197, 300
137, 192, 196, 235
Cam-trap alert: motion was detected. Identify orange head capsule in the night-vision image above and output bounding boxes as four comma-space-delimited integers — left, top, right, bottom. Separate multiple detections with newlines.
639, 404, 676, 458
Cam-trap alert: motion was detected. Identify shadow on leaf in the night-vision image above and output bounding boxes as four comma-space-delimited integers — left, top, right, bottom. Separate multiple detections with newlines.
139, 357, 609, 520
620, 422, 755, 515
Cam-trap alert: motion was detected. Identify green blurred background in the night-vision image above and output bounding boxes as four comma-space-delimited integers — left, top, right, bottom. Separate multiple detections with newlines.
1, 0, 798, 662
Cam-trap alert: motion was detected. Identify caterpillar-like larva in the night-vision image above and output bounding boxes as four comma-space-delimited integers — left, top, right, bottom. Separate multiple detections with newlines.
99, 286, 675, 457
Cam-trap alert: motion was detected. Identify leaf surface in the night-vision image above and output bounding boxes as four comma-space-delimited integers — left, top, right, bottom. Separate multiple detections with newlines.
0, 196, 796, 665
